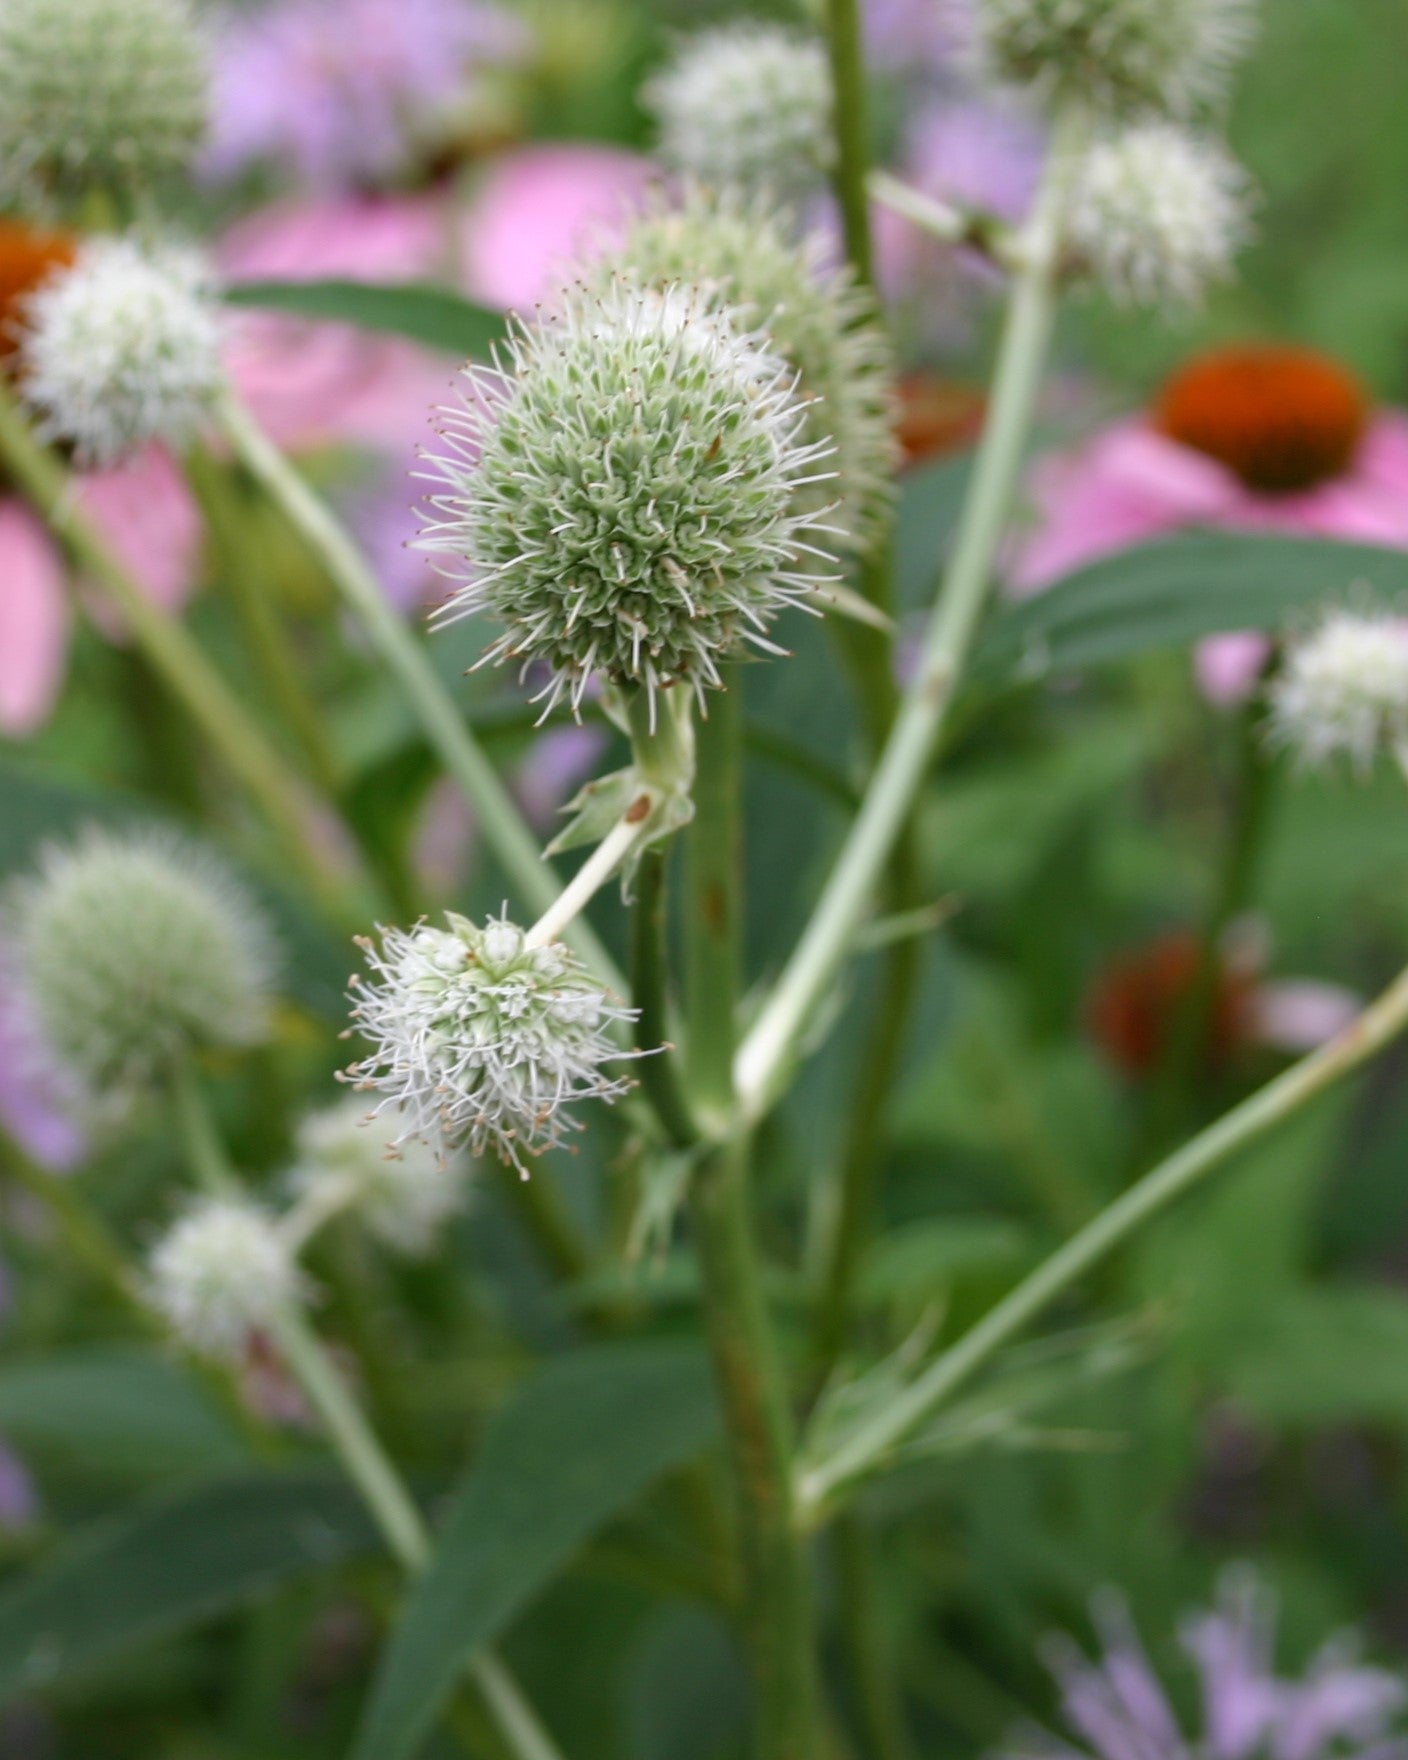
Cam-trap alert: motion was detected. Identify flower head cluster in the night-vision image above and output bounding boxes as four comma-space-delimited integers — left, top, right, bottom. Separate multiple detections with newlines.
1267, 606, 1408, 774
419, 282, 835, 716
10, 827, 277, 1101
17, 238, 223, 467
594, 187, 897, 558
289, 1097, 470, 1255
1002, 1569, 1406, 1760
1068, 124, 1252, 306
148, 1198, 303, 1358
0, 0, 208, 210
344, 913, 638, 1173
644, 25, 834, 199
975, 0, 1256, 119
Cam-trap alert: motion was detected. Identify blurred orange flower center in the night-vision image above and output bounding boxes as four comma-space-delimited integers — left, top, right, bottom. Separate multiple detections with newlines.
0, 217, 76, 362
1154, 344, 1369, 495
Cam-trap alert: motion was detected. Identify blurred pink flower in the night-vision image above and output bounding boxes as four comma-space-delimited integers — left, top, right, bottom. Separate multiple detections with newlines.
218, 193, 455, 456
0, 938, 84, 1168
0, 449, 201, 737
459, 144, 657, 313
1012, 346, 1408, 703
204, 0, 530, 190
864, 0, 974, 73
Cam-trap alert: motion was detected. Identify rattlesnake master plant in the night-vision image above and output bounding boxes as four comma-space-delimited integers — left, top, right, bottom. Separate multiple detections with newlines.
11, 828, 277, 1102
1268, 607, 1408, 774
344, 914, 638, 1174
18, 237, 222, 465
0, 0, 208, 211
644, 24, 834, 200
288, 1097, 472, 1256
975, 0, 1256, 119
148, 1198, 303, 1359
1067, 124, 1252, 307
591, 187, 898, 559
418, 282, 837, 718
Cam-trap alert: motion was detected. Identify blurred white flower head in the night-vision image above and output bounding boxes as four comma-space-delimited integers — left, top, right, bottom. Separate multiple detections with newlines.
149, 1198, 303, 1358
1268, 606, 1408, 773
1068, 124, 1252, 306
18, 238, 223, 466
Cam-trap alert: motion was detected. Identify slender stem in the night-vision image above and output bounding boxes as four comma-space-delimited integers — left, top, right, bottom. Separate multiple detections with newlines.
214, 389, 621, 992
630, 848, 698, 1150
0, 1135, 141, 1311
733, 108, 1086, 1120
171, 1064, 239, 1196
798, 956, 1408, 1516
0, 382, 347, 910
524, 808, 649, 952
824, 0, 875, 287
868, 172, 1021, 272
502, 1167, 594, 1283
682, 677, 822, 1760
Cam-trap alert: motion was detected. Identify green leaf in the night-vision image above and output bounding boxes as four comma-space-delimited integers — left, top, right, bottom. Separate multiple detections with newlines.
0, 1349, 249, 1481
224, 279, 505, 359
973, 532, 1408, 682
1230, 1286, 1408, 1426
0, 1471, 380, 1702
351, 1342, 718, 1760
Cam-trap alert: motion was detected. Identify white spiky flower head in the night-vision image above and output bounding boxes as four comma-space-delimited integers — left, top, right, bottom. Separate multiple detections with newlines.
17, 237, 223, 467
288, 1097, 471, 1256
975, 0, 1256, 118
588, 185, 898, 560
644, 24, 834, 199
10, 826, 277, 1101
0, 0, 208, 211
148, 1198, 303, 1358
418, 281, 836, 718
1268, 607, 1408, 774
344, 913, 639, 1174
1067, 124, 1252, 306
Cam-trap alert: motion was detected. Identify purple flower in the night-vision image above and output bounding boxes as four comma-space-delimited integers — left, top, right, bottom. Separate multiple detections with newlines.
204, 0, 530, 190
0, 1442, 37, 1531
1001, 1572, 1408, 1760
863, 0, 975, 75
0, 937, 84, 1170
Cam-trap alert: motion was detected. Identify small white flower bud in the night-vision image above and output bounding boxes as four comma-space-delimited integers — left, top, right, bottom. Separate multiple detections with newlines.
0, 0, 208, 210
975, 0, 1256, 119
148, 1198, 302, 1358
645, 25, 834, 198
344, 914, 640, 1173
288, 1098, 470, 1257
419, 282, 835, 718
10, 827, 277, 1101
17, 237, 223, 466
1268, 608, 1408, 773
1068, 125, 1252, 306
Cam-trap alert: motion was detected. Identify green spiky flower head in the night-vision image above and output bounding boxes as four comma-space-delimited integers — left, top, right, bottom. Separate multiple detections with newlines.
418, 282, 837, 716
589, 187, 898, 559
0, 0, 208, 212
644, 24, 834, 200
11, 827, 277, 1101
976, 0, 1256, 118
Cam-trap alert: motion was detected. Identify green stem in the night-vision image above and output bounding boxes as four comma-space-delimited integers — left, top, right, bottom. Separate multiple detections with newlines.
0, 382, 347, 911
170, 1064, 239, 1196
798, 955, 1408, 1516
214, 389, 621, 992
503, 1167, 594, 1287
834, 1515, 917, 1760
824, 0, 876, 288
0, 1135, 140, 1312
733, 107, 1087, 1120
682, 679, 821, 1760
630, 848, 698, 1150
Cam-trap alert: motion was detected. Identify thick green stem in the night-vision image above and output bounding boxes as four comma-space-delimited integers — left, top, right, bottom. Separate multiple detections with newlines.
799, 956, 1408, 1516
824, 0, 875, 289
630, 849, 698, 1150
683, 679, 821, 1759
734, 109, 1086, 1119
215, 390, 621, 992
0, 382, 347, 910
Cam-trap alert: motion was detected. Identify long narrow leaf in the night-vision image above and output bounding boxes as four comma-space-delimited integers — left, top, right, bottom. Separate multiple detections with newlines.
224, 278, 505, 359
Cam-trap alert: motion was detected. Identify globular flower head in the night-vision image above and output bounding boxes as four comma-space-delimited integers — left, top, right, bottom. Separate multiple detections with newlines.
418, 282, 835, 716
591, 186, 897, 558
975, 0, 1256, 119
1067, 124, 1251, 306
344, 913, 638, 1173
17, 237, 223, 467
1267, 606, 1408, 774
0, 0, 208, 211
289, 1097, 471, 1255
644, 25, 834, 199
1003, 1568, 1406, 1760
11, 827, 277, 1101
148, 1198, 303, 1359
